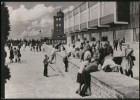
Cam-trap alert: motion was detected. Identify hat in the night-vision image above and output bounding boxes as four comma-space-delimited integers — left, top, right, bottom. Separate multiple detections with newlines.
44, 55, 49, 58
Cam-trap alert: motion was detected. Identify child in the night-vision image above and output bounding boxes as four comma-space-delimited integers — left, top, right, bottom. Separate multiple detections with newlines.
13, 48, 18, 62
43, 55, 50, 77
17, 49, 21, 63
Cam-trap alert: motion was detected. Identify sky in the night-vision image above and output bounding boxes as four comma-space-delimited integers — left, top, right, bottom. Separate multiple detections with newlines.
5, 2, 82, 40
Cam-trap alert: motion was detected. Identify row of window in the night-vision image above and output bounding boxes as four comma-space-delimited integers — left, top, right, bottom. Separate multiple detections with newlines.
56, 24, 61, 27
56, 18, 62, 21
72, 28, 139, 43
57, 35, 66, 37
56, 30, 62, 32
64, 2, 115, 29
46, 40, 66, 43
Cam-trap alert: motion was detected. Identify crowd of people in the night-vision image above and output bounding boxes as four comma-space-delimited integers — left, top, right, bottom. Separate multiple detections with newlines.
42, 39, 135, 96
53, 39, 135, 97
6, 38, 136, 97
113, 38, 125, 51
9, 46, 21, 63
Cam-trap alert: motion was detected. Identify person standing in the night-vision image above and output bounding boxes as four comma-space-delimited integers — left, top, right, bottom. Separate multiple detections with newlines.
18, 43, 21, 51
50, 45, 56, 64
43, 55, 50, 77
9, 47, 14, 63
79, 47, 84, 62
114, 39, 118, 51
23, 42, 26, 51
17, 49, 21, 63
13, 48, 18, 62
81, 58, 99, 96
76, 59, 89, 95
33, 43, 35, 51
39, 42, 42, 51
36, 43, 38, 51
121, 44, 135, 77
119, 39, 123, 51
62, 47, 69, 72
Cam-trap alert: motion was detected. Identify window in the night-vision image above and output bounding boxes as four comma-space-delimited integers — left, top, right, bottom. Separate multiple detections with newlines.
56, 24, 58, 27
89, 3, 98, 21
59, 24, 61, 26
59, 18, 61, 21
74, 13, 80, 26
101, 2, 115, 17
56, 18, 58, 21
133, 28, 139, 42
80, 10, 88, 24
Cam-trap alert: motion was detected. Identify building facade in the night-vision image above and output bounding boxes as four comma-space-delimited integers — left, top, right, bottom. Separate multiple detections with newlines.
64, 1, 139, 49
52, 10, 66, 44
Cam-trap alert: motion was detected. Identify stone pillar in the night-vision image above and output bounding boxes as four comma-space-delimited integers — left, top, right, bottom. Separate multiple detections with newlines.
89, 33, 91, 41
113, 30, 116, 40
125, 29, 133, 47
99, 32, 102, 41
84, 34, 90, 41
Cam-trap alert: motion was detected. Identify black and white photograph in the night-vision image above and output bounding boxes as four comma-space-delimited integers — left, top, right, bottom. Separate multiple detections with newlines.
1, 1, 139, 99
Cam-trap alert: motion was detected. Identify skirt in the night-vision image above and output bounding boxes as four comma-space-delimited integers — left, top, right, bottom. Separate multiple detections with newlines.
76, 73, 84, 84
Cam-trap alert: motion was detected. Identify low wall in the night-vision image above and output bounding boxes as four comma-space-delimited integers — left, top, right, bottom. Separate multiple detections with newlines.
47, 46, 139, 98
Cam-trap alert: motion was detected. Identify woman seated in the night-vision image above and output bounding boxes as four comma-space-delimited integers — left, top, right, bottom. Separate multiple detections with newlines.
98, 54, 120, 72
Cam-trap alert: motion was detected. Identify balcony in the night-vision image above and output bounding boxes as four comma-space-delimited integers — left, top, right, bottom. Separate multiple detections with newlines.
69, 27, 74, 33
74, 25, 80, 32
100, 2, 129, 25
88, 19, 98, 28
80, 22, 87, 30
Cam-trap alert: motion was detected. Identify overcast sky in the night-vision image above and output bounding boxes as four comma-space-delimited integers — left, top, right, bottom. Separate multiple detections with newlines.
5, 2, 82, 40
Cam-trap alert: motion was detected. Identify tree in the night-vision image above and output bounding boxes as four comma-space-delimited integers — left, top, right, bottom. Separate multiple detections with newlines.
1, 2, 11, 98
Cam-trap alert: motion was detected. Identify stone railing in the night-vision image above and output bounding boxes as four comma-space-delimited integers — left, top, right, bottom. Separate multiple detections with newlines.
46, 46, 139, 98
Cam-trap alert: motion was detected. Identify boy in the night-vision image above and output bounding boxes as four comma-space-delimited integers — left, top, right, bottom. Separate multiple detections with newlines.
17, 49, 21, 63
43, 55, 50, 77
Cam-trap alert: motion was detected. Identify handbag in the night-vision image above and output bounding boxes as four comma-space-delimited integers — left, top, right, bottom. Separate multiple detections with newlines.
102, 65, 112, 72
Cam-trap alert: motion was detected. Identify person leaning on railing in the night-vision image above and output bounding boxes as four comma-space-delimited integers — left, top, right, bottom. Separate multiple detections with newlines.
120, 44, 135, 77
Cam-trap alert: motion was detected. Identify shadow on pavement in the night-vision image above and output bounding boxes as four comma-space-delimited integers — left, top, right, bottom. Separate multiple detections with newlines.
48, 74, 59, 77
133, 76, 139, 80
20, 60, 28, 63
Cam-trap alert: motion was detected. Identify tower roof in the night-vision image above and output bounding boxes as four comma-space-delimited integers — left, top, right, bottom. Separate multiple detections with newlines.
56, 9, 64, 16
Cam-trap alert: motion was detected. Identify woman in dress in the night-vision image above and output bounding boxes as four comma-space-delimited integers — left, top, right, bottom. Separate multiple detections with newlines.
121, 44, 135, 77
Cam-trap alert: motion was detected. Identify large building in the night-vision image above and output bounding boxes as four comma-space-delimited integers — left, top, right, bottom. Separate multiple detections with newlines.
52, 10, 66, 44
64, 1, 139, 49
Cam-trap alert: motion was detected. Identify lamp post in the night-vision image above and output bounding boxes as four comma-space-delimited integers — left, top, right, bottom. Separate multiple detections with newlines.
39, 30, 41, 41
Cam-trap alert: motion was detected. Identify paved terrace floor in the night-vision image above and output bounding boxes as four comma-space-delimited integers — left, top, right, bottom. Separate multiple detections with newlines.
5, 46, 98, 98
